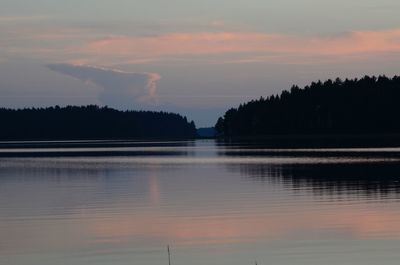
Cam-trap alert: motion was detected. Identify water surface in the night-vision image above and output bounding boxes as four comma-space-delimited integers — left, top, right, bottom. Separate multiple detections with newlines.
1, 140, 400, 265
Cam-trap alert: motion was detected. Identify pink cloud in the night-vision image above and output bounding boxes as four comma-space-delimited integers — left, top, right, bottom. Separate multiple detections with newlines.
75, 29, 400, 65
141, 72, 161, 103
5, 24, 400, 66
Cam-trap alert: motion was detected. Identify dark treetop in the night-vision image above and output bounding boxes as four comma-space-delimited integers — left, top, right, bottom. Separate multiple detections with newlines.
0, 105, 197, 140
216, 75, 400, 137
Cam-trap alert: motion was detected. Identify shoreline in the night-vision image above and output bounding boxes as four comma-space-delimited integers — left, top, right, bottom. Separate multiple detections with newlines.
216, 133, 400, 148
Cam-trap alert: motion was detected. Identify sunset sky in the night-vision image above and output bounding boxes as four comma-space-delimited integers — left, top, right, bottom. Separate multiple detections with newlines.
1, 0, 400, 126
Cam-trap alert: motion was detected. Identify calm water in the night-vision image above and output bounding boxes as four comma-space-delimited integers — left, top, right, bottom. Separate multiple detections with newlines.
1, 140, 400, 265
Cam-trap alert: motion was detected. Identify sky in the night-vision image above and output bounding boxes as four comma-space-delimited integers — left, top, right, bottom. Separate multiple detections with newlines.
1, 0, 400, 126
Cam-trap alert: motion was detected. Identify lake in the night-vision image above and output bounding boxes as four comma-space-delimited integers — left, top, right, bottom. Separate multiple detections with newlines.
1, 140, 400, 265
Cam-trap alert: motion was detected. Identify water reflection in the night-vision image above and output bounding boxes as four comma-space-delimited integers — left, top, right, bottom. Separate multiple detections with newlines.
218, 143, 400, 199
228, 163, 400, 199
0, 140, 195, 157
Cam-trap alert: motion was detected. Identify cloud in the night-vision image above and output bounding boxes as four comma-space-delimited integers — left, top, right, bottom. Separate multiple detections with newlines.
47, 64, 161, 107
210, 20, 225, 27
73, 29, 400, 65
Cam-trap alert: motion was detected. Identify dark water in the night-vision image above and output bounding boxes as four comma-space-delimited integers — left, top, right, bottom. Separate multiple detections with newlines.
1, 140, 400, 265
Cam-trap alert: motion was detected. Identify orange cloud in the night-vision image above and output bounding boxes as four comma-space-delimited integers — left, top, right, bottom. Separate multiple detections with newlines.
76, 29, 400, 65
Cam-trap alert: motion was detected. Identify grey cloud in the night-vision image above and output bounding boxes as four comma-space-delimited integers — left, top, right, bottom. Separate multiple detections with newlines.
47, 64, 161, 108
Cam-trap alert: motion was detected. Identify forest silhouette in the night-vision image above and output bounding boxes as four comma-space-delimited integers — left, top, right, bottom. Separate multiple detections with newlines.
216, 75, 400, 138
0, 105, 197, 140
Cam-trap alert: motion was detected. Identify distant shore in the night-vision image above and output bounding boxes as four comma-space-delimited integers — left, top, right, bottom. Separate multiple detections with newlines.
216, 133, 400, 148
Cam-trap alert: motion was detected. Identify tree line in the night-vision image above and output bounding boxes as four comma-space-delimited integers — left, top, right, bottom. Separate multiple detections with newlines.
216, 75, 400, 137
0, 105, 197, 140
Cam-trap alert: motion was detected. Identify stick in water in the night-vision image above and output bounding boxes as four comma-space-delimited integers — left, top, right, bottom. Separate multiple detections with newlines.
167, 245, 171, 265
